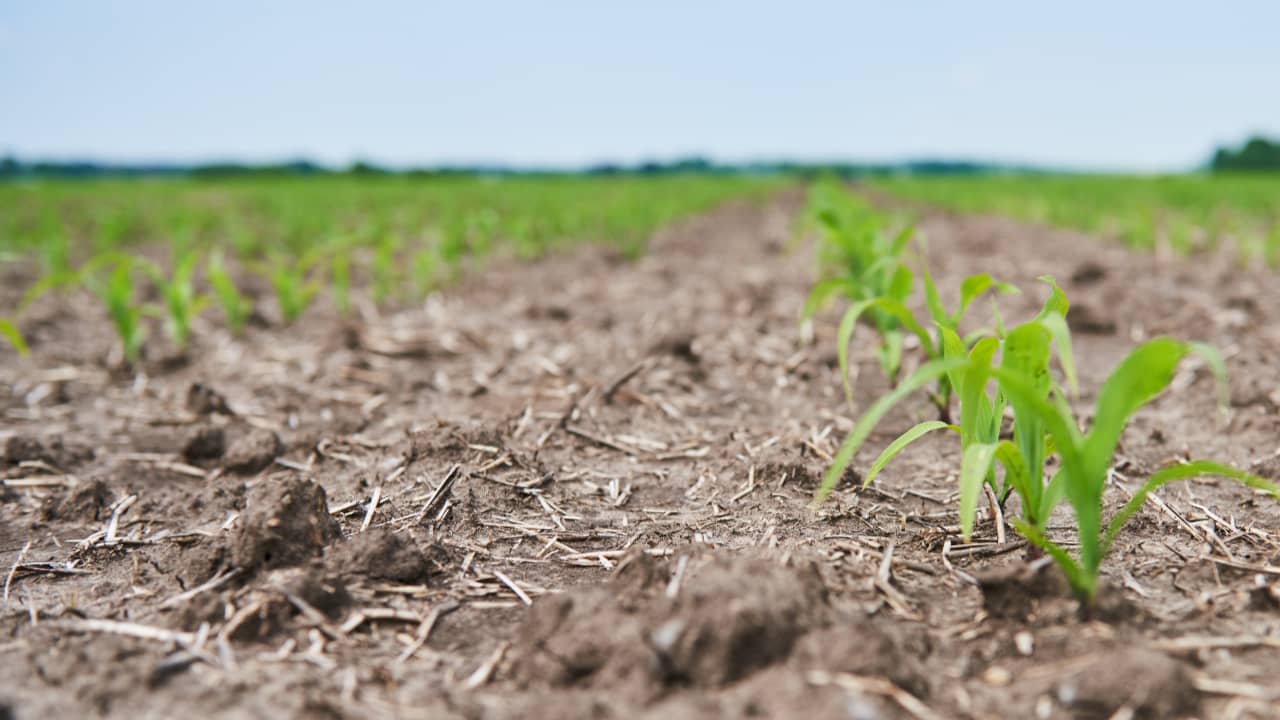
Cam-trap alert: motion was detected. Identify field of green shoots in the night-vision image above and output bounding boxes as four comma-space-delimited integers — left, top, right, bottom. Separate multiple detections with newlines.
873, 174, 1280, 264
9, 172, 1280, 718
0, 175, 777, 357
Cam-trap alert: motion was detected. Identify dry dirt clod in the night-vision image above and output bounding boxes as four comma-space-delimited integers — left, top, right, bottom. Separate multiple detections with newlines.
43, 477, 113, 522
186, 382, 231, 415
790, 615, 933, 699
401, 421, 507, 465
223, 429, 285, 474
231, 476, 341, 571
1065, 302, 1118, 335
272, 563, 351, 617
976, 560, 1072, 622
1070, 261, 1108, 286
1056, 648, 1198, 719
657, 557, 829, 687
326, 527, 430, 583
181, 426, 226, 463
4, 435, 53, 466
218, 564, 349, 643
515, 553, 829, 697
649, 332, 700, 364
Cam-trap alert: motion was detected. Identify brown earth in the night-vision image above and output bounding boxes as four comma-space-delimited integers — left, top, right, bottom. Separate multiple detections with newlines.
3, 189, 1280, 719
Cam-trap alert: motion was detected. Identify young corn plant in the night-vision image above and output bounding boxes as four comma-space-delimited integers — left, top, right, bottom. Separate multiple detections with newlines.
91, 260, 147, 364
989, 339, 1280, 604
370, 234, 400, 306
207, 252, 253, 335
15, 218, 90, 312
801, 184, 922, 395
411, 245, 439, 300
439, 221, 469, 278
261, 255, 319, 325
38, 218, 74, 280
330, 248, 353, 316
249, 249, 320, 322
919, 269, 1020, 419
822, 277, 1076, 528
137, 252, 207, 349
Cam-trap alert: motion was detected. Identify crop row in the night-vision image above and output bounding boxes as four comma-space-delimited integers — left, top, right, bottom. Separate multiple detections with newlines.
872, 174, 1280, 265
803, 181, 1279, 608
0, 175, 779, 359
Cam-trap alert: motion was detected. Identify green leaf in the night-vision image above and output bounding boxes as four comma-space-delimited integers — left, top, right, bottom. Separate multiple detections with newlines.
1010, 517, 1088, 599
991, 296, 1006, 337
888, 225, 915, 256
921, 269, 948, 327
1083, 338, 1191, 487
959, 442, 998, 540
993, 440, 1030, 509
938, 325, 968, 394
877, 329, 905, 385
1034, 275, 1069, 320
815, 357, 970, 505
863, 420, 956, 487
0, 319, 29, 356
1188, 341, 1228, 409
1102, 461, 1280, 557
1000, 321, 1052, 521
957, 273, 1018, 322
958, 337, 999, 444
836, 299, 877, 406
1036, 312, 1078, 397
801, 278, 853, 320
17, 272, 74, 314
871, 298, 935, 357
1037, 467, 1070, 530
886, 264, 914, 303
986, 365, 1088, 510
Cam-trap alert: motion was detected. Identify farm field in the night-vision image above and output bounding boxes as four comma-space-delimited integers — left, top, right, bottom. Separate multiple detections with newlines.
873, 174, 1280, 265
4, 176, 1280, 719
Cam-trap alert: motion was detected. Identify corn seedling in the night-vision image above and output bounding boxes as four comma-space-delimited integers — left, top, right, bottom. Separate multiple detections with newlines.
439, 221, 469, 276
371, 235, 399, 306
38, 218, 73, 279
919, 269, 1020, 419
91, 260, 147, 364
330, 248, 353, 316
816, 279, 1074, 527
207, 252, 253, 334
261, 255, 319, 325
137, 251, 207, 348
411, 246, 439, 299
15, 219, 87, 308
991, 339, 1279, 603
801, 183, 920, 392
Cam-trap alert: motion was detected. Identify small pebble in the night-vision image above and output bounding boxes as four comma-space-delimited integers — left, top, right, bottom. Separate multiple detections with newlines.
1015, 630, 1035, 656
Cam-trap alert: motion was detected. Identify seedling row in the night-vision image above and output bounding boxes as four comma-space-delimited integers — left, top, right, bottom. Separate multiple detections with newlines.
0, 175, 777, 360
873, 174, 1280, 265
803, 181, 1280, 608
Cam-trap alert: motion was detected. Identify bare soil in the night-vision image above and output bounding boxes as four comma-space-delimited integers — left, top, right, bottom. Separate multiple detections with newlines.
3, 190, 1280, 719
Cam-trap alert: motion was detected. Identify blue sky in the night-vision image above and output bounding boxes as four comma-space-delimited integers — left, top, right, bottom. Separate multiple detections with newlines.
3, 1, 1277, 171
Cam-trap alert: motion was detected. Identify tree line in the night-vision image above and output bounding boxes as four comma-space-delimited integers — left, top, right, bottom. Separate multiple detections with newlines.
1211, 136, 1280, 172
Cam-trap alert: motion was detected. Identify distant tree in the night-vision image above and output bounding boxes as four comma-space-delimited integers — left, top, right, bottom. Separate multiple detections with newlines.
1211, 136, 1280, 172
347, 160, 388, 175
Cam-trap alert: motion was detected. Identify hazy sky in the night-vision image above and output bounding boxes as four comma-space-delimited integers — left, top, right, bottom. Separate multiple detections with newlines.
3, 1, 1278, 171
